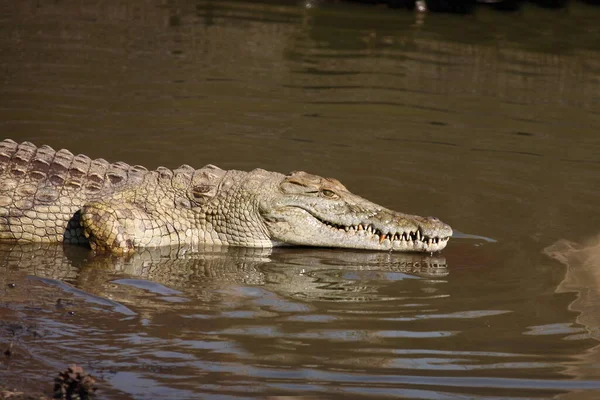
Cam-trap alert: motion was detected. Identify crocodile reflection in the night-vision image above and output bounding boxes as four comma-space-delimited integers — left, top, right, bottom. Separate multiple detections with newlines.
544, 236, 600, 391
0, 243, 448, 306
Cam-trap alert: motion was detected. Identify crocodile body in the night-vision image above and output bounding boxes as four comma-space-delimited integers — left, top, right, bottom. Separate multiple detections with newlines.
0, 139, 452, 254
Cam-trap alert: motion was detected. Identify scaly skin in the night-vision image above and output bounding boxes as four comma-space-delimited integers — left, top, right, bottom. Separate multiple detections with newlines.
0, 140, 452, 254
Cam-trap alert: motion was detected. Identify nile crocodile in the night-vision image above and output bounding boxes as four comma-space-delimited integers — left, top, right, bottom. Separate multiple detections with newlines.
0, 139, 452, 254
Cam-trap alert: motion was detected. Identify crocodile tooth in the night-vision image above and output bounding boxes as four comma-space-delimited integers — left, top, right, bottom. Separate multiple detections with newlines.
379, 234, 386, 243
357, 224, 364, 231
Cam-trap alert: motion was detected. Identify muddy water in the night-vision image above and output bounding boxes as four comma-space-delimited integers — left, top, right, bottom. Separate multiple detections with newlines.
1, 0, 600, 398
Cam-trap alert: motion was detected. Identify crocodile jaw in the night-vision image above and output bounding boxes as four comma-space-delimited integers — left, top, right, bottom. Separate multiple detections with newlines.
262, 206, 452, 252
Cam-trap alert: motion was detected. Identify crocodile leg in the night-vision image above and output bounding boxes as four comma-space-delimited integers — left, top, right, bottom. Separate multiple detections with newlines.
80, 199, 188, 254
80, 201, 137, 254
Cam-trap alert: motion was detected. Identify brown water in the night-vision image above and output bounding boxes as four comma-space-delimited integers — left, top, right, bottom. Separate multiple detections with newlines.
1, 0, 600, 398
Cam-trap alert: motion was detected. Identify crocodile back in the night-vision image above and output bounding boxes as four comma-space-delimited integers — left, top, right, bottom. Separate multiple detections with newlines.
0, 139, 149, 243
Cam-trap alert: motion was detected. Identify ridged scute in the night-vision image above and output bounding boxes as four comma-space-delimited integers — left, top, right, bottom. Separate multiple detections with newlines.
85, 158, 110, 193
156, 166, 173, 180
190, 164, 226, 202
66, 154, 92, 189
29, 144, 55, 181
172, 164, 195, 190
0, 139, 18, 158
128, 164, 148, 186
10, 141, 37, 177
0, 140, 18, 182
49, 148, 74, 187
106, 161, 129, 186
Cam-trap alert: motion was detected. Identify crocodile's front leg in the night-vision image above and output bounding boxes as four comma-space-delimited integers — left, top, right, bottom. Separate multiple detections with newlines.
80, 201, 170, 254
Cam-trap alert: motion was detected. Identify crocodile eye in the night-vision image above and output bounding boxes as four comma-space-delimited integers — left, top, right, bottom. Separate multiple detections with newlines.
321, 189, 338, 199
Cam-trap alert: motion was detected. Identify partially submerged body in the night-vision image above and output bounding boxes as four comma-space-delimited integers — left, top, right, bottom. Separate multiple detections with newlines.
0, 140, 452, 254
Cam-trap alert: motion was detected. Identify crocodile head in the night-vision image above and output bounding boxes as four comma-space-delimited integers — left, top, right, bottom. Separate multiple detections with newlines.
257, 171, 452, 252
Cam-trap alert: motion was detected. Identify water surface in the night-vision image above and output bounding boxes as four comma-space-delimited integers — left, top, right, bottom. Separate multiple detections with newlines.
1, 0, 600, 398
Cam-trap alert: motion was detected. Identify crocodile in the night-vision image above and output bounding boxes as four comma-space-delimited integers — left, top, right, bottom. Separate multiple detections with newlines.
0, 139, 452, 254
